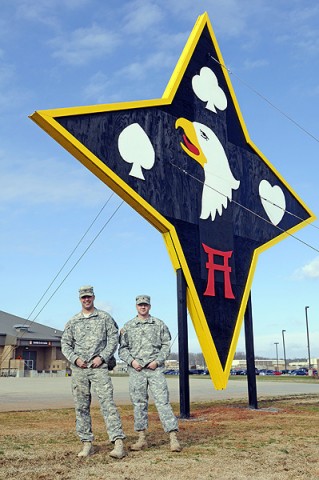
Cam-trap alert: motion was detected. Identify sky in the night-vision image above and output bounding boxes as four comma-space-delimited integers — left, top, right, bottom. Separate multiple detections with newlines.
1, 0, 319, 362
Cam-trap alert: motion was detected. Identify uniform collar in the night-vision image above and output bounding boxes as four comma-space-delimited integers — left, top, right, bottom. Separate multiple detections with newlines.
135, 315, 154, 324
80, 307, 98, 319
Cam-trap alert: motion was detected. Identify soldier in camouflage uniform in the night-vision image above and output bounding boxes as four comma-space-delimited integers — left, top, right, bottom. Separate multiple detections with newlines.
119, 295, 181, 452
61, 285, 126, 459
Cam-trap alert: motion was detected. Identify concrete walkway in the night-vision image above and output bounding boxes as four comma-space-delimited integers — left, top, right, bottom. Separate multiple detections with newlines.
1, 376, 319, 412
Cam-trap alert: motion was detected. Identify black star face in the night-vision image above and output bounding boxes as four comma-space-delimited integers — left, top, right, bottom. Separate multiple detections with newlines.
30, 13, 315, 389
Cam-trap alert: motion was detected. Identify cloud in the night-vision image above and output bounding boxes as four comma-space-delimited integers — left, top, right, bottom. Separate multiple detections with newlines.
162, 0, 262, 37
274, 5, 319, 58
83, 48, 179, 102
156, 31, 189, 52
293, 257, 319, 280
82, 72, 112, 103
122, 0, 164, 35
243, 58, 269, 70
16, 1, 59, 27
15, 0, 90, 27
294, 34, 319, 56
49, 25, 121, 66
0, 153, 107, 208
287, 4, 319, 29
117, 50, 177, 80
95, 300, 114, 315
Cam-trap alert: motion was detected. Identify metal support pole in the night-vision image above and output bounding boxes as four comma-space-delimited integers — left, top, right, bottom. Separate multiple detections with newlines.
244, 294, 258, 409
305, 306, 311, 370
177, 268, 190, 418
282, 330, 287, 371
274, 342, 279, 371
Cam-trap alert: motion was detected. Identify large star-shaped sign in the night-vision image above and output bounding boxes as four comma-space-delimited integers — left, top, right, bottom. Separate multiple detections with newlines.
30, 13, 315, 389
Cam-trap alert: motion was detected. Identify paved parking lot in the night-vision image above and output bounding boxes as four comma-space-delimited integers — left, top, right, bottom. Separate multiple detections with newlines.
1, 375, 319, 412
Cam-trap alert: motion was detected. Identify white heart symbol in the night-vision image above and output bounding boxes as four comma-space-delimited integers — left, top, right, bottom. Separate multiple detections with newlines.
259, 180, 286, 226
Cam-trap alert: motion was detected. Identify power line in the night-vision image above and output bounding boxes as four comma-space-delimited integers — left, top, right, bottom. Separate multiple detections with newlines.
26, 192, 115, 321
0, 199, 124, 368
170, 161, 319, 254
208, 54, 319, 145
30, 200, 124, 323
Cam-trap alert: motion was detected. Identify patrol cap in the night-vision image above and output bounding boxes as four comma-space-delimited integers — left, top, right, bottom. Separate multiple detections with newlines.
79, 285, 94, 298
136, 294, 151, 305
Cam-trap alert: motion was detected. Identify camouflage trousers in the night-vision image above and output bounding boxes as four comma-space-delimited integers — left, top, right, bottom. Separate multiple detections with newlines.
128, 366, 178, 433
71, 368, 125, 442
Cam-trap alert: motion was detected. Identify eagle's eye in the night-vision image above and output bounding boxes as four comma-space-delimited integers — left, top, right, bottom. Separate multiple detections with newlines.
200, 130, 209, 141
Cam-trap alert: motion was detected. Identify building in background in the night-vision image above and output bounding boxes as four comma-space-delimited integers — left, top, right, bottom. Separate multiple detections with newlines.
0, 310, 66, 377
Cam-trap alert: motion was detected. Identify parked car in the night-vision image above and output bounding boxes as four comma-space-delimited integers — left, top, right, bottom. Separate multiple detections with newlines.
164, 369, 179, 375
290, 369, 307, 376
230, 368, 259, 375
259, 369, 275, 376
189, 369, 206, 375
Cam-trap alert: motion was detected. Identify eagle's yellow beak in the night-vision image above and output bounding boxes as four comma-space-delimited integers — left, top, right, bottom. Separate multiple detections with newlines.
175, 117, 206, 168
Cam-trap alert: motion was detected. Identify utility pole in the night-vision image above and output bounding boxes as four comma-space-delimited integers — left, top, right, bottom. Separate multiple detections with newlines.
305, 306, 311, 370
282, 330, 287, 371
274, 342, 279, 371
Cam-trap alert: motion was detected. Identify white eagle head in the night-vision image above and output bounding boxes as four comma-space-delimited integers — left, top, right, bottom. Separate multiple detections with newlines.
176, 118, 240, 221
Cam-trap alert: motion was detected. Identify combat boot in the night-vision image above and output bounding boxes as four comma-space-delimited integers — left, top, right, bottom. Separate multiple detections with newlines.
169, 431, 182, 452
130, 431, 148, 451
77, 441, 93, 457
109, 438, 126, 459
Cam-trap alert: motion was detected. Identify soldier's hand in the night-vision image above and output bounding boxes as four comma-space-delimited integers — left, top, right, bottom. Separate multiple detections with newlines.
92, 356, 103, 368
132, 359, 142, 371
147, 361, 158, 370
75, 358, 87, 368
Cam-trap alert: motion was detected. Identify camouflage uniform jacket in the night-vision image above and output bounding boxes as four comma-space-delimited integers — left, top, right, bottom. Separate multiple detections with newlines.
61, 308, 118, 369
118, 315, 171, 368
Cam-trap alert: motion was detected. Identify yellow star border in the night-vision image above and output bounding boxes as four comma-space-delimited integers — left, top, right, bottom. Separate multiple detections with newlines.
30, 13, 315, 389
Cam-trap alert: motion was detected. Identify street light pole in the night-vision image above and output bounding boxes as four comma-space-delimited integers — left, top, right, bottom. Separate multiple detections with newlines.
305, 306, 311, 370
274, 342, 279, 371
282, 330, 287, 372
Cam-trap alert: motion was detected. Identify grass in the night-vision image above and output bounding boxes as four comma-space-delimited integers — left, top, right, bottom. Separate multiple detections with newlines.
232, 374, 319, 382
1, 396, 319, 479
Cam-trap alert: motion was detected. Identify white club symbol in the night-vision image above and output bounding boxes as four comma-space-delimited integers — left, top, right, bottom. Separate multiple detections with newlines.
192, 66, 227, 113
